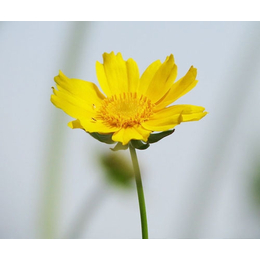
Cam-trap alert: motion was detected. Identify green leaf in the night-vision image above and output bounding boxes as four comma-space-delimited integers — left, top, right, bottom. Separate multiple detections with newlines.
99, 152, 134, 189
131, 140, 150, 150
148, 129, 175, 144
110, 142, 129, 151
89, 132, 115, 144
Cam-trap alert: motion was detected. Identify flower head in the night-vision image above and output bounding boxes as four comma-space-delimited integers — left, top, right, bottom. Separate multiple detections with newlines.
51, 52, 207, 147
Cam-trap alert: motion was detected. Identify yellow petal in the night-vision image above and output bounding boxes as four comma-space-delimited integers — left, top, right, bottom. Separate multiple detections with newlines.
145, 55, 178, 103
96, 52, 135, 97
68, 119, 83, 129
52, 86, 94, 113
133, 125, 152, 142
162, 104, 207, 122
126, 58, 140, 93
142, 116, 180, 132
139, 59, 162, 95
54, 70, 105, 107
112, 126, 151, 145
96, 60, 111, 97
155, 66, 198, 110
142, 104, 207, 132
79, 119, 120, 134
51, 92, 95, 120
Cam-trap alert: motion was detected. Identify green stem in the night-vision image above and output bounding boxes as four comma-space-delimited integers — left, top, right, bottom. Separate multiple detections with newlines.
129, 143, 148, 239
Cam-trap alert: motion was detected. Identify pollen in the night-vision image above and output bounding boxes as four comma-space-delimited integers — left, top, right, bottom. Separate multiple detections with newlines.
97, 92, 154, 128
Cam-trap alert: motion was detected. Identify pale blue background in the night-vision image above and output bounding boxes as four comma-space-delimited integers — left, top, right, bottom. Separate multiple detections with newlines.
1, 22, 260, 238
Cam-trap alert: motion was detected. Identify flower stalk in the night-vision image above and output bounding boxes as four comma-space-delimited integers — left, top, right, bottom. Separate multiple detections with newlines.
129, 143, 148, 239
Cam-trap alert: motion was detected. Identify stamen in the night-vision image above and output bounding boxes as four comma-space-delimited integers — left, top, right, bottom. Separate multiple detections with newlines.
96, 92, 154, 128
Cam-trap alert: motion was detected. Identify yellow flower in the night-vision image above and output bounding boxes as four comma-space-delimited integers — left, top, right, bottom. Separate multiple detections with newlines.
51, 52, 207, 146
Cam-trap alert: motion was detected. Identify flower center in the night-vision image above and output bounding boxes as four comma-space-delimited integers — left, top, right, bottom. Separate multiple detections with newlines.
96, 92, 154, 128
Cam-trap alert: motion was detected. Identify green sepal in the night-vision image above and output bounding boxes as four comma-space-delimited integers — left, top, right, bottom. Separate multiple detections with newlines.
131, 140, 150, 150
89, 129, 175, 148
110, 142, 129, 151
89, 132, 115, 144
148, 129, 175, 144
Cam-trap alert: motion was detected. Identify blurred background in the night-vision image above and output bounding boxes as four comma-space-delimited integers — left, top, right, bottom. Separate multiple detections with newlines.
1, 21, 260, 239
